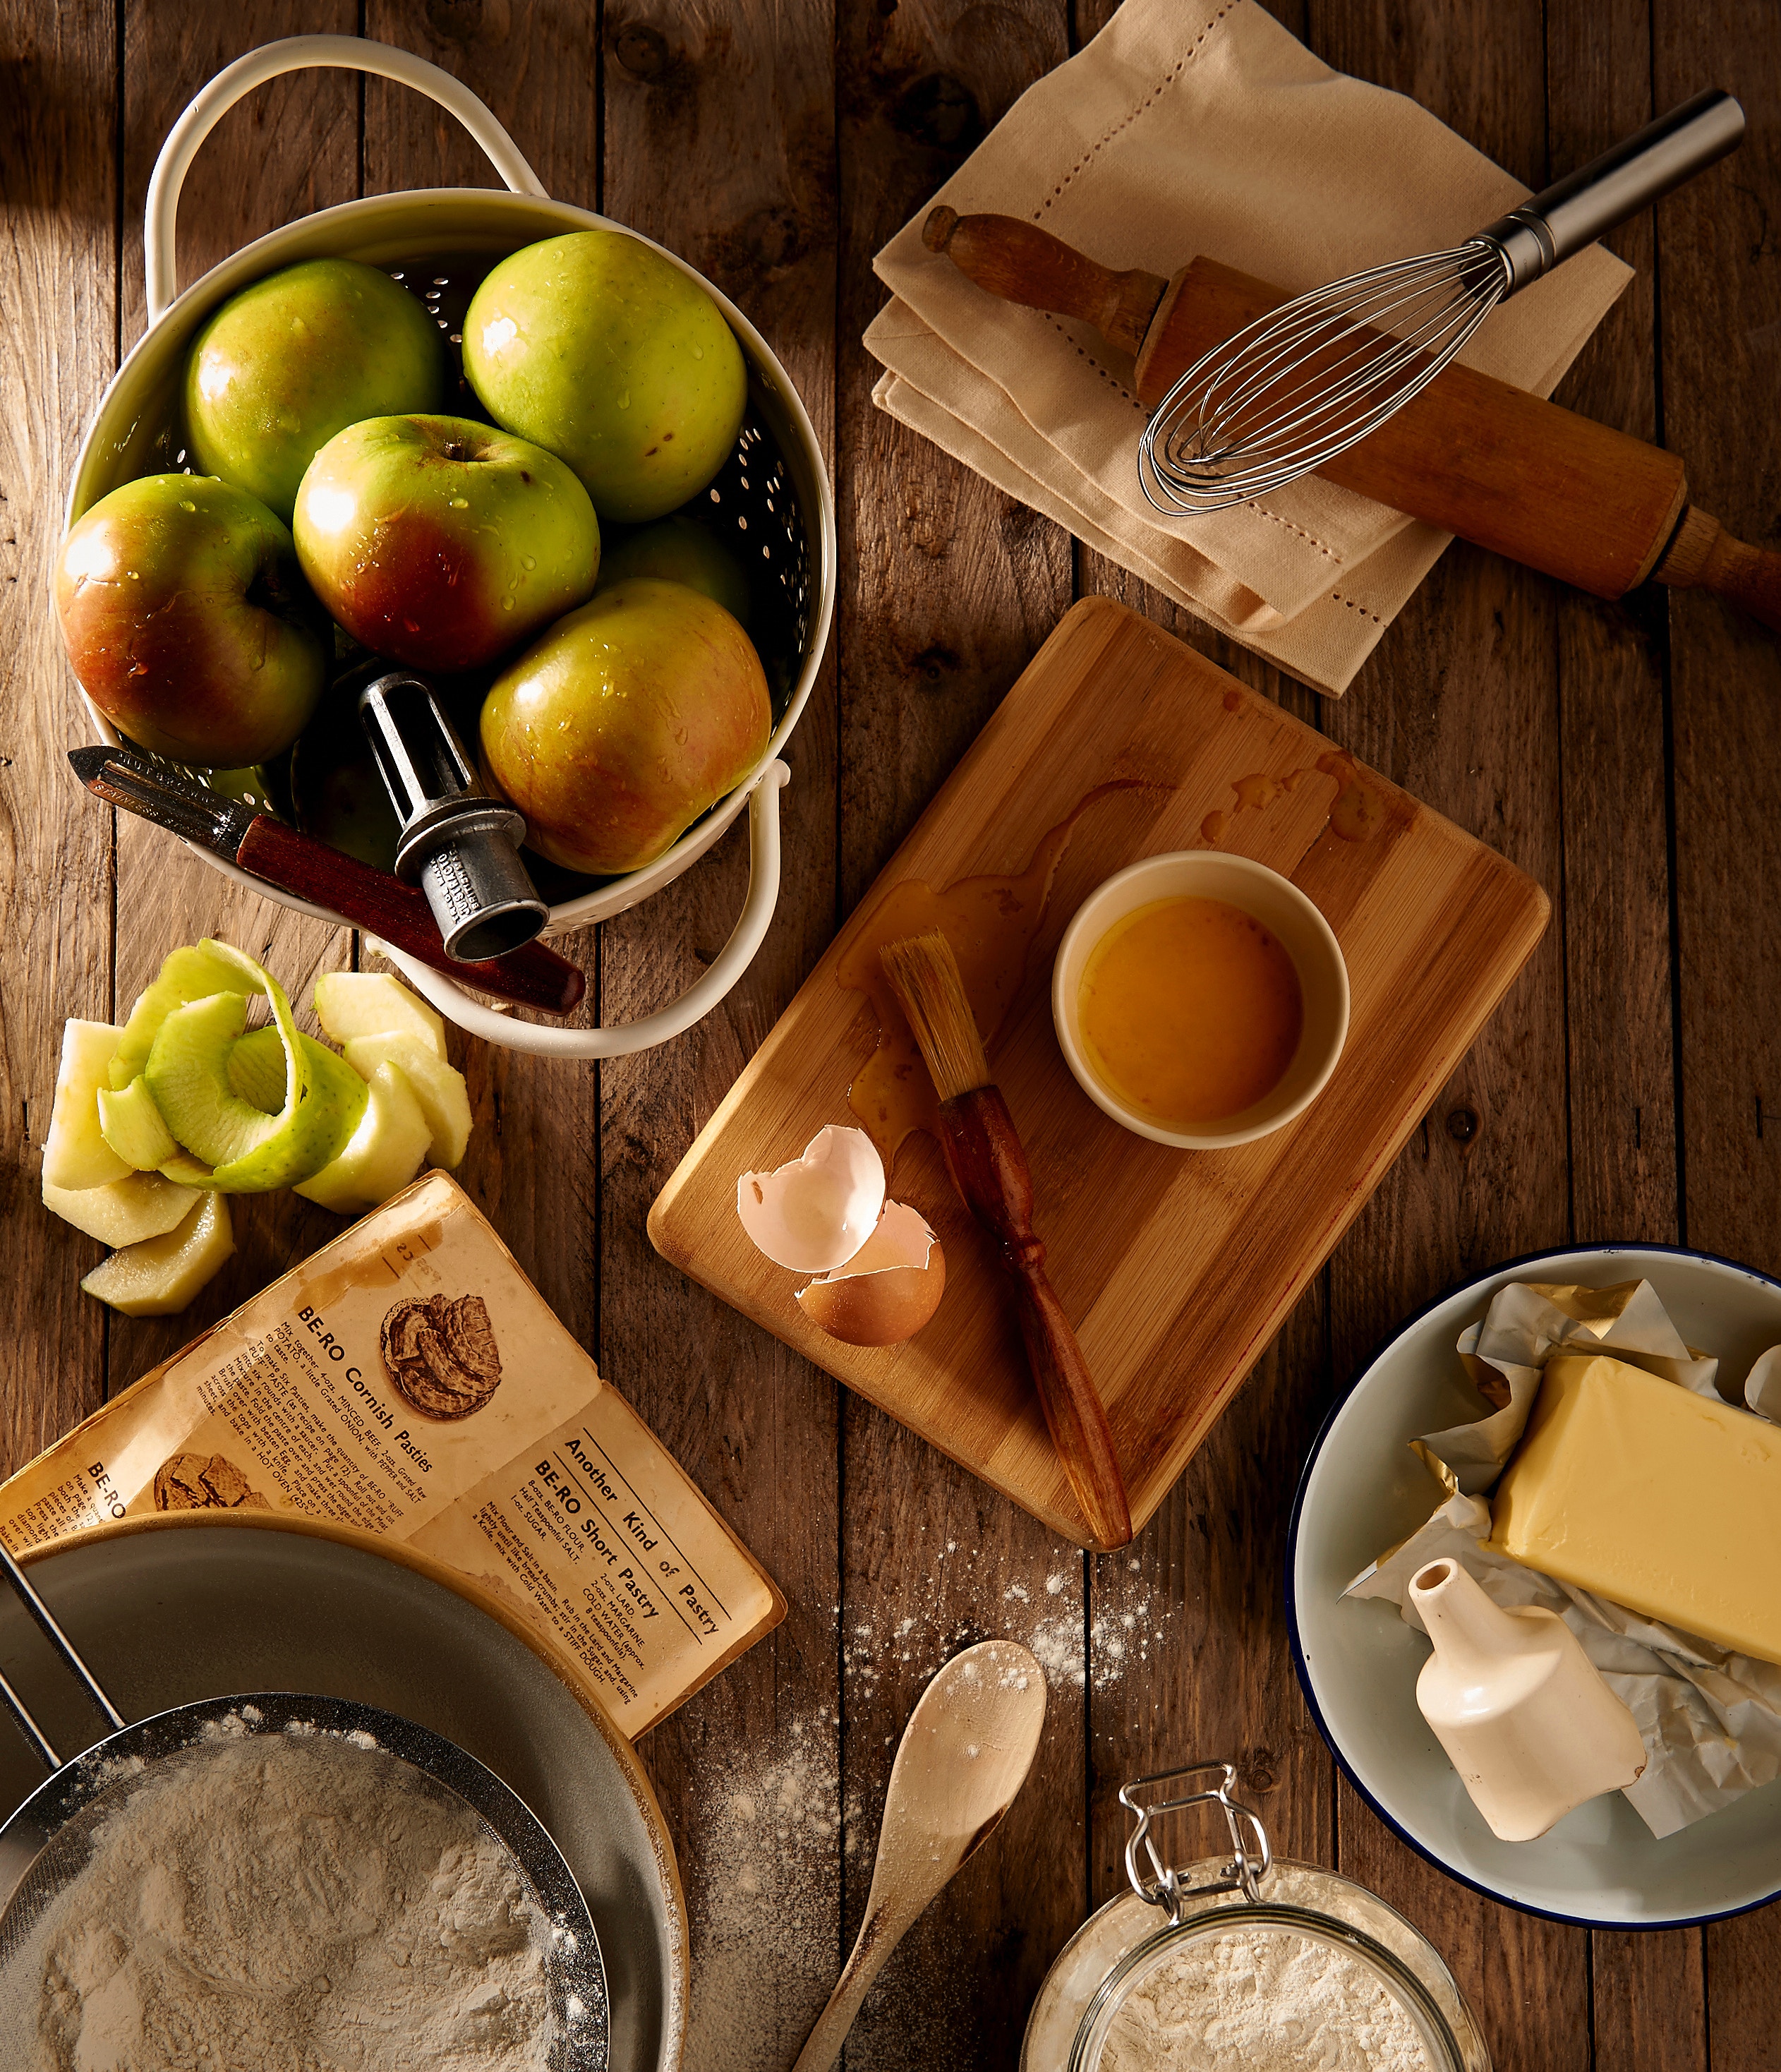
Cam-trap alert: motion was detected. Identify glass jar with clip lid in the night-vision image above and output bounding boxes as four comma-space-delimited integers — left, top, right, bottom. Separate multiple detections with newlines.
1021, 1760, 1490, 2072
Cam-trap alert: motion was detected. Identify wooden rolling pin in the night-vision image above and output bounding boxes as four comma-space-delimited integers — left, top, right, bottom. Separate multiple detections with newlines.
924, 207, 1781, 630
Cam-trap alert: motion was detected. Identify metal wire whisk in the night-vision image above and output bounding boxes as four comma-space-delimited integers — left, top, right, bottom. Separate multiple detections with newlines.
1139, 89, 1744, 515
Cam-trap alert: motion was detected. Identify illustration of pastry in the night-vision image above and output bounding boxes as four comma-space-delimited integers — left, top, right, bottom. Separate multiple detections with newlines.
380, 1293, 503, 1421
153, 1452, 270, 1512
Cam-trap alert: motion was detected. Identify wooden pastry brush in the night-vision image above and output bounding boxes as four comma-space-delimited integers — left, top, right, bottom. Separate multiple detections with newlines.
879, 930, 1133, 1550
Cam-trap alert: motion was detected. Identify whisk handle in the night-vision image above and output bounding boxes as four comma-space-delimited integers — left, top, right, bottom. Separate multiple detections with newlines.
923, 208, 1168, 357
1482, 88, 1744, 293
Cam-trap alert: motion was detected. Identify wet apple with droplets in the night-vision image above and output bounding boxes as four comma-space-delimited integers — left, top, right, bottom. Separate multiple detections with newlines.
54, 474, 329, 766
292, 413, 600, 673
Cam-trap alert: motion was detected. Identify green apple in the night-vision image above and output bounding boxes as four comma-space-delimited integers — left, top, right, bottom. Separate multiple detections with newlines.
463, 230, 747, 523
342, 1033, 471, 1167
44, 1020, 131, 1191
597, 515, 750, 626
294, 1061, 432, 1217
80, 1193, 234, 1317
44, 1171, 203, 1248
294, 414, 599, 673
314, 972, 447, 1059
55, 476, 328, 768
185, 257, 449, 522
479, 577, 770, 875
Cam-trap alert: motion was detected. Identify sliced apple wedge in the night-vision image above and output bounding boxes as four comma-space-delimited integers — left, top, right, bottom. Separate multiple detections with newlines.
44, 1020, 132, 1191
341, 1033, 471, 1168
315, 971, 447, 1060
80, 1193, 234, 1316
294, 1061, 432, 1216
98, 1074, 179, 1171
44, 1170, 203, 1248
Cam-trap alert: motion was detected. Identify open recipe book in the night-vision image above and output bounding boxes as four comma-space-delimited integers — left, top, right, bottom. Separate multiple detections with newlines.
0, 1171, 783, 1737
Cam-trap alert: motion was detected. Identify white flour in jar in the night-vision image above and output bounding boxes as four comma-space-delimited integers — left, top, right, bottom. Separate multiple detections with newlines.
8, 1723, 558, 2071
1099, 1926, 1432, 2072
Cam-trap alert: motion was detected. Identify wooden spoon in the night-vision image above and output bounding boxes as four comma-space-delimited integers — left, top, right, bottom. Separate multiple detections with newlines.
790, 1639, 1048, 2072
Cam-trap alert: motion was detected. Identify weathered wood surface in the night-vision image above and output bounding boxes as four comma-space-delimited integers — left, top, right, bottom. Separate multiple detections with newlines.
2, 1, 1777, 2067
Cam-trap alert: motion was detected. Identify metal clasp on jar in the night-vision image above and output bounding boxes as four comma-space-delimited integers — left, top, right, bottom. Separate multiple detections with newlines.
1118, 1758, 1273, 1922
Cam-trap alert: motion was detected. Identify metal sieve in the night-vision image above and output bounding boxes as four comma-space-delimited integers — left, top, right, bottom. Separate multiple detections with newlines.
0, 1541, 608, 2067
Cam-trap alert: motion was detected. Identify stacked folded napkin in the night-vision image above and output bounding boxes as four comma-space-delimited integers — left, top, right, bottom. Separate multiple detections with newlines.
867, 0, 1632, 695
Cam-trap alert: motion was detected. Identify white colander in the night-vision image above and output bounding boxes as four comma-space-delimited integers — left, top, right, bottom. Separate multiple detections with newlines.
61, 34, 835, 1059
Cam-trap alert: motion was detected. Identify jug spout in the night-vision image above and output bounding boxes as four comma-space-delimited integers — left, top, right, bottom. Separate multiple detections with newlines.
1408, 1557, 1647, 1842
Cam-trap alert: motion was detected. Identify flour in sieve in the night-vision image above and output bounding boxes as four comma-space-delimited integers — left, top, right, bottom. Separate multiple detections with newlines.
1099, 1927, 1432, 2072
7, 1723, 557, 2071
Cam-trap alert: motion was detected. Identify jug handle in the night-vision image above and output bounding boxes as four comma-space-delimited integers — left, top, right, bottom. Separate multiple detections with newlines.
145, 33, 547, 320
371, 761, 792, 1059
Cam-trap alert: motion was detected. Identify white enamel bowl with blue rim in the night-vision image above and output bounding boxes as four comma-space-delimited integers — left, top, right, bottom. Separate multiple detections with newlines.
1288, 1242, 1781, 1929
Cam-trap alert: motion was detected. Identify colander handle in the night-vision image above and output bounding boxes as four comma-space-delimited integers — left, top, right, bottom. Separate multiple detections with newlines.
371, 761, 792, 1057
145, 34, 548, 321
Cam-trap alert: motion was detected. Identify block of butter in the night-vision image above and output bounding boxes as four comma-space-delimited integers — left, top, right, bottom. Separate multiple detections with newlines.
1489, 1352, 1781, 1665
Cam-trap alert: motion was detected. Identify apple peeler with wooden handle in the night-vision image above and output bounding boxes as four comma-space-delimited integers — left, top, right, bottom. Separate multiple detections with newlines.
924, 205, 1781, 634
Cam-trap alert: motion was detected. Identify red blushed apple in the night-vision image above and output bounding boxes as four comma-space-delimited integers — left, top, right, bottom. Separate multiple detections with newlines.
293, 414, 600, 673
479, 577, 771, 876
54, 474, 329, 767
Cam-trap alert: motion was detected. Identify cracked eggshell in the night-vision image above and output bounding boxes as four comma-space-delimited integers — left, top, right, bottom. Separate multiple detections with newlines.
797, 1199, 946, 1347
736, 1124, 886, 1274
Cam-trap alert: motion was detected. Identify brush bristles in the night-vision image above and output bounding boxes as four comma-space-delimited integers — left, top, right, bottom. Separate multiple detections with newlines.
879, 932, 990, 1101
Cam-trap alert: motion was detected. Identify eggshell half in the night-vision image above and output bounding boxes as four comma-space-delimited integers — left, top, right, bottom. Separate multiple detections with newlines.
797, 1200, 946, 1347
736, 1124, 886, 1274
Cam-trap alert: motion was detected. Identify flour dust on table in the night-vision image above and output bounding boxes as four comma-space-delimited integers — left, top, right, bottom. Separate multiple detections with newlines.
680, 1551, 1178, 2066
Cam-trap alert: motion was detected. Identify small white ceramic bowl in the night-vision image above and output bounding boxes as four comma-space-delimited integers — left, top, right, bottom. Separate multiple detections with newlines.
1051, 851, 1350, 1150
1288, 1243, 1781, 1928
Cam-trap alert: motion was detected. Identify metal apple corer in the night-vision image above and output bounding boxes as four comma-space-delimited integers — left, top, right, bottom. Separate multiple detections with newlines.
0, 1538, 608, 2065
60, 33, 835, 1059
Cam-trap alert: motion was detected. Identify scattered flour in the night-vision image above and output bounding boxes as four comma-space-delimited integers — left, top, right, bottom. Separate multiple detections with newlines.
8, 1724, 557, 2071
1100, 1928, 1432, 2072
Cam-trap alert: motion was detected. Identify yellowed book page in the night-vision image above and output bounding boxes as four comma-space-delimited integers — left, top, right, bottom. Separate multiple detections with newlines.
413, 1388, 780, 1735
0, 1172, 782, 1735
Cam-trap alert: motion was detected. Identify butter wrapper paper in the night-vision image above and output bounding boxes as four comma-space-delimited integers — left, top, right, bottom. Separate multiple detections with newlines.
1346, 1279, 1781, 1838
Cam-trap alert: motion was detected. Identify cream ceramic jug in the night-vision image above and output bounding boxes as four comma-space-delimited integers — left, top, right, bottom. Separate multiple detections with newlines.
1408, 1556, 1646, 1842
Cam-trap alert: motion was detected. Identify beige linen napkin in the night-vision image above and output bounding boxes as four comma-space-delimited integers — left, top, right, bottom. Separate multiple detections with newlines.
867, 0, 1633, 695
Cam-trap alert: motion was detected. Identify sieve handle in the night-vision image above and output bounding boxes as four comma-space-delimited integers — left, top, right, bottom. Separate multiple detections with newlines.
0, 1541, 127, 1772
145, 34, 548, 322
373, 760, 792, 1057
1483, 88, 1744, 295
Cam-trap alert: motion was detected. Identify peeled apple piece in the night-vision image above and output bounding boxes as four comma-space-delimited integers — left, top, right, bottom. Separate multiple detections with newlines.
43, 1171, 203, 1248
97, 1076, 179, 1171
294, 1061, 432, 1216
44, 1021, 131, 1191
314, 971, 447, 1060
341, 1033, 471, 1168
80, 1193, 234, 1317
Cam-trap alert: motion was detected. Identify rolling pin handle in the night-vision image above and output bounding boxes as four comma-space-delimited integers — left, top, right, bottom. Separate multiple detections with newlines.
1653, 507, 1781, 634
922, 207, 1169, 359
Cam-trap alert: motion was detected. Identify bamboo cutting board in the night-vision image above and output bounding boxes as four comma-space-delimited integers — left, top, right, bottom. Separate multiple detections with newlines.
649, 600, 1549, 1546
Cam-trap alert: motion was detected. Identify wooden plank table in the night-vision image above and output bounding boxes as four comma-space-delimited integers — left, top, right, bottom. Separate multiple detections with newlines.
2, 1, 1776, 2066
